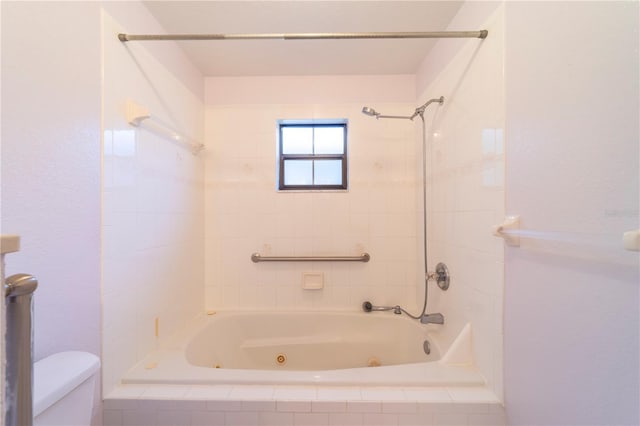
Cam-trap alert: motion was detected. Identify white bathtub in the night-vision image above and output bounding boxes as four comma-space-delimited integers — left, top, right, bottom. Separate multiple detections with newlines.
123, 311, 485, 387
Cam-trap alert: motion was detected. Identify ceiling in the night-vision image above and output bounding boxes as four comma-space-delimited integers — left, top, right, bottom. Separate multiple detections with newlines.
142, 1, 464, 77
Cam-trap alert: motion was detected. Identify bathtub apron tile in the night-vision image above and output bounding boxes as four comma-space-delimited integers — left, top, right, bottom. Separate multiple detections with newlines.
397, 412, 435, 426
259, 411, 295, 426
433, 412, 469, 426
467, 412, 507, 426
346, 401, 382, 413
418, 403, 464, 414
328, 412, 364, 426
362, 412, 400, 426
121, 409, 156, 426
293, 412, 330, 426
311, 400, 347, 413
277, 400, 313, 413
224, 411, 260, 426
381, 401, 418, 414
241, 400, 277, 412
138, 399, 206, 411
190, 410, 225, 426
207, 400, 243, 412
446, 403, 489, 414
103, 409, 124, 426
104, 399, 139, 411
155, 409, 191, 426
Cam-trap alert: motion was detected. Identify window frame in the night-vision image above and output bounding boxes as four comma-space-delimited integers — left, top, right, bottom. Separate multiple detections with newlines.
277, 121, 348, 191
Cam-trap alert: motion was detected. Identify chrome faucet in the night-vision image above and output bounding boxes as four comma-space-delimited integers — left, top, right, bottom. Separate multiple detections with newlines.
420, 313, 445, 325
362, 301, 401, 314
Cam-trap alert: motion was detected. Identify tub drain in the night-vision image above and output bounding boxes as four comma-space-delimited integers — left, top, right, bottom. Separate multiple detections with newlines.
276, 354, 287, 366
423, 340, 431, 355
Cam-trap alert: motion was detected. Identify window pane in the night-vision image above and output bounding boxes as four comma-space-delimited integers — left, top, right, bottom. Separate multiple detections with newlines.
314, 127, 345, 154
284, 160, 313, 186
282, 127, 313, 154
313, 160, 343, 185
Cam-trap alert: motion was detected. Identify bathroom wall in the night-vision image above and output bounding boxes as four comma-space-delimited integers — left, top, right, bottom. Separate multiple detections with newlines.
415, 2, 505, 399
1, 0, 207, 417
503, 1, 639, 425
1, 1, 103, 423
1, 0, 102, 363
100, 5, 205, 395
204, 75, 420, 312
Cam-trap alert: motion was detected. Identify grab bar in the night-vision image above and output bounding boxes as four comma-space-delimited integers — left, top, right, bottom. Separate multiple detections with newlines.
5, 273, 38, 426
126, 99, 204, 155
493, 216, 640, 251
251, 253, 370, 263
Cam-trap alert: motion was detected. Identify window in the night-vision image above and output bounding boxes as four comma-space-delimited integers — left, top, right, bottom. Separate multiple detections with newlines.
277, 120, 348, 190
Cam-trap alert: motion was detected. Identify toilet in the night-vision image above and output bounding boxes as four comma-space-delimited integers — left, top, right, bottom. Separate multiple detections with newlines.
33, 351, 100, 426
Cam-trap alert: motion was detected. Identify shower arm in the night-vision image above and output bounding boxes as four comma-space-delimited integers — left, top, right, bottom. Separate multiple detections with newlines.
410, 96, 445, 120
375, 114, 414, 120
364, 97, 445, 121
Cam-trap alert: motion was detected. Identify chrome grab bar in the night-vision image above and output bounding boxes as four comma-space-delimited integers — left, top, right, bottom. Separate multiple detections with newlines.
251, 252, 370, 263
5, 273, 38, 426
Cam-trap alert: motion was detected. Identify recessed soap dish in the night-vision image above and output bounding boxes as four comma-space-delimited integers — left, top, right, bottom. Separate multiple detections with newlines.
302, 272, 324, 290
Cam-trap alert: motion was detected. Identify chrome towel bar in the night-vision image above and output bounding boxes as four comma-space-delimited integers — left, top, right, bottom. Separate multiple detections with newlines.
251, 253, 370, 263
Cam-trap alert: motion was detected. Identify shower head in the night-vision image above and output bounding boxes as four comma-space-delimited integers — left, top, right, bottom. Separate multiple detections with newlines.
361, 106, 379, 117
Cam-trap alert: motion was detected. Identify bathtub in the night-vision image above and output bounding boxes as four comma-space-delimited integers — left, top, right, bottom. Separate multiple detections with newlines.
123, 311, 485, 387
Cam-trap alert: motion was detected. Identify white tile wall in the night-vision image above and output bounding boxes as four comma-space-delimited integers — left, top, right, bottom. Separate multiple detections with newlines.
101, 10, 205, 395
204, 76, 422, 313
415, 4, 505, 401
104, 385, 505, 426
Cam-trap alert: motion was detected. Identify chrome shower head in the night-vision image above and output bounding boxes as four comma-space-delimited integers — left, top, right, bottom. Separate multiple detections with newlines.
361, 106, 379, 117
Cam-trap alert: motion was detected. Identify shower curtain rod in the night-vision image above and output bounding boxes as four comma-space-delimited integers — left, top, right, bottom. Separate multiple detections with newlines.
118, 30, 488, 42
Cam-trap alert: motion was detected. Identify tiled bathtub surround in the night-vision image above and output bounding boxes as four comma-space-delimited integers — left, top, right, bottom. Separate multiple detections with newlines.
415, 4, 505, 400
204, 75, 421, 312
104, 384, 505, 426
101, 9, 205, 395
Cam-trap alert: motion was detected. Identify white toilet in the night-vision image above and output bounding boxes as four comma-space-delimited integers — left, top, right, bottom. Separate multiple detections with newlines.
33, 351, 100, 426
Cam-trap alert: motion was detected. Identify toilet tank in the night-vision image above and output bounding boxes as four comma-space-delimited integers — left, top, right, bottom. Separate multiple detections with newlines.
33, 351, 100, 426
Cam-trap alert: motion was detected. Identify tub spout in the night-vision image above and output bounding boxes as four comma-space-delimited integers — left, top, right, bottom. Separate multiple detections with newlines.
420, 313, 444, 325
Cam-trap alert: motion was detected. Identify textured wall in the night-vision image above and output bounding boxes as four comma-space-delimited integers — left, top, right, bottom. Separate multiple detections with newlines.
1, 1, 103, 422
504, 2, 639, 425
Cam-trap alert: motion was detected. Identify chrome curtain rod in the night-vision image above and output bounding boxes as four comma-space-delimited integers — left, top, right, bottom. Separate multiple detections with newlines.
118, 31, 488, 42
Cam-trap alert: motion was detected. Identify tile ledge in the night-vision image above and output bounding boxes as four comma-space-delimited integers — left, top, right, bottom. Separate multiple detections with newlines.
0, 235, 20, 254
105, 384, 502, 406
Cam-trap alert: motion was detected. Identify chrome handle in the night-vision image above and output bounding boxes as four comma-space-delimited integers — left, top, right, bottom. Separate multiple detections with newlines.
5, 273, 38, 426
5, 273, 38, 297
